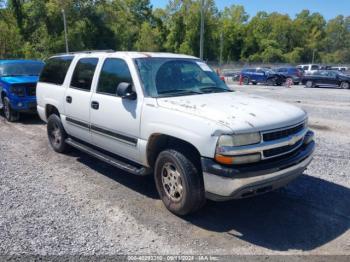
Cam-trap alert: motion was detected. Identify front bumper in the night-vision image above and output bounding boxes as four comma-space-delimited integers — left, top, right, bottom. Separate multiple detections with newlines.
202, 141, 315, 201
9, 96, 37, 112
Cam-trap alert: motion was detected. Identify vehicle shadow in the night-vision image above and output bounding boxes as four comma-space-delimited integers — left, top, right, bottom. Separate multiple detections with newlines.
67, 149, 350, 251
19, 113, 45, 125
71, 149, 159, 199
0, 111, 44, 125
187, 175, 350, 251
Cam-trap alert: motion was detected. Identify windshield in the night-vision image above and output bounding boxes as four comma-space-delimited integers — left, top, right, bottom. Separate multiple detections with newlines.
135, 58, 230, 97
0, 62, 44, 77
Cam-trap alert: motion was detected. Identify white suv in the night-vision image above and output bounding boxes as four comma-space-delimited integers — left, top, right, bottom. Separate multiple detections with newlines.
37, 51, 315, 215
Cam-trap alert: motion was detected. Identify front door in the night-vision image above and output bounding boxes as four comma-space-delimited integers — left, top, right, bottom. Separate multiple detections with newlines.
64, 57, 99, 143
90, 57, 142, 163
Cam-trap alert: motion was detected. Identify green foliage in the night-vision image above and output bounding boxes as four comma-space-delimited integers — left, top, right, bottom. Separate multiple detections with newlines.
0, 0, 349, 63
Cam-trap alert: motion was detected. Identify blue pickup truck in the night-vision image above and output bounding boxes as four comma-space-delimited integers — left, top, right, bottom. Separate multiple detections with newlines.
241, 68, 285, 86
0, 60, 44, 121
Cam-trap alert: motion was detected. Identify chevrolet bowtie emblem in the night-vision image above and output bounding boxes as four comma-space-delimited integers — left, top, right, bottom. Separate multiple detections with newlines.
289, 135, 299, 146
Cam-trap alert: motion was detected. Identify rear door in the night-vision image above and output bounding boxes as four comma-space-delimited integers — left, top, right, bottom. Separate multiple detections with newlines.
63, 57, 99, 143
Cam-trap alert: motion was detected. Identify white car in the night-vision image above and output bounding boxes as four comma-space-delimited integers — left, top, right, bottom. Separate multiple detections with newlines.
297, 64, 320, 75
37, 51, 315, 215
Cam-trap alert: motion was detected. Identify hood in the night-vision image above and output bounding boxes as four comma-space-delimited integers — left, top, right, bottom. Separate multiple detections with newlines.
156, 92, 307, 133
0, 76, 39, 84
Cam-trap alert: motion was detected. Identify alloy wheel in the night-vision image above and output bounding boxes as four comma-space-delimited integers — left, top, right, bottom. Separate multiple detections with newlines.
161, 162, 184, 202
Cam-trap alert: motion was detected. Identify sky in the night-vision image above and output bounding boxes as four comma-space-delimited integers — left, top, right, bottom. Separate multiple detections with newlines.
151, 0, 350, 20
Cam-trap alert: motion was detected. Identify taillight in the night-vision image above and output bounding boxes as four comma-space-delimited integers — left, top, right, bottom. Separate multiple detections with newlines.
220, 76, 225, 82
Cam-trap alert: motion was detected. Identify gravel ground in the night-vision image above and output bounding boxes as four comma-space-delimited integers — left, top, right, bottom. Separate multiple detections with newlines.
0, 85, 349, 258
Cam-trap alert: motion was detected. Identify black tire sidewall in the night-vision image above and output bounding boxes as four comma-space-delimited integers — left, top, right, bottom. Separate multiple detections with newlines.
3, 97, 19, 122
154, 150, 204, 216
341, 81, 349, 89
47, 114, 68, 153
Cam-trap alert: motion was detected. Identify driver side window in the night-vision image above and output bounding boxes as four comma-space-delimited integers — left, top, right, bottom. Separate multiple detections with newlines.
97, 58, 133, 96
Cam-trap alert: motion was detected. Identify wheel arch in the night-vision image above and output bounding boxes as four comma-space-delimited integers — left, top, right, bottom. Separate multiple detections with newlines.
45, 104, 60, 119
146, 133, 202, 169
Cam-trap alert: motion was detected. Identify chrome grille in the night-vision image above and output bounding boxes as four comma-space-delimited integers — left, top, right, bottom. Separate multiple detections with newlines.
263, 139, 303, 158
263, 123, 305, 142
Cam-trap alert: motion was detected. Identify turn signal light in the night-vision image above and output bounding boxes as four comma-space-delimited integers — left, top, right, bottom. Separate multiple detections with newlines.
215, 153, 261, 165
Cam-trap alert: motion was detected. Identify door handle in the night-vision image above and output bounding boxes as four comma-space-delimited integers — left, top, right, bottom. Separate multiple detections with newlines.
66, 96, 72, 103
91, 101, 99, 110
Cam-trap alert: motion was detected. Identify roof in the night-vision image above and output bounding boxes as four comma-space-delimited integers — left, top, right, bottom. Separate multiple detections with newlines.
0, 59, 44, 65
51, 51, 198, 60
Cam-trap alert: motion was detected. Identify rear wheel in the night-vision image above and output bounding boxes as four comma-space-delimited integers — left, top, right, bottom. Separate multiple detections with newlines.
3, 97, 19, 122
340, 81, 350, 89
305, 80, 314, 88
154, 149, 205, 216
47, 114, 70, 153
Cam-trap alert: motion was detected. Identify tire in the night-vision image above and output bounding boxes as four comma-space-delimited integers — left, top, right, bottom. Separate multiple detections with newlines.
252, 82, 257, 85
154, 149, 206, 216
305, 80, 314, 88
340, 81, 350, 89
2, 97, 19, 122
243, 77, 250, 85
47, 114, 70, 153
266, 78, 275, 86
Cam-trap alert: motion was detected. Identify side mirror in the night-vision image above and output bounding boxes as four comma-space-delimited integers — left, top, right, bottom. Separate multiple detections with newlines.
116, 82, 136, 100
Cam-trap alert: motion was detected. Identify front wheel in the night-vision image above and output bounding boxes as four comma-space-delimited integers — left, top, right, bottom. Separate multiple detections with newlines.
47, 114, 70, 153
3, 97, 19, 122
154, 149, 205, 216
340, 81, 350, 89
266, 78, 275, 86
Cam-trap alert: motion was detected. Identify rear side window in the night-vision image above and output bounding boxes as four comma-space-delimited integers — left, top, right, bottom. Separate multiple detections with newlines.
311, 65, 319, 70
70, 58, 99, 91
39, 56, 74, 85
97, 58, 133, 96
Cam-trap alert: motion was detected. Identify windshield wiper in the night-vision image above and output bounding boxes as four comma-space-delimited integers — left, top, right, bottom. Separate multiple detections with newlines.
199, 86, 232, 93
158, 89, 203, 96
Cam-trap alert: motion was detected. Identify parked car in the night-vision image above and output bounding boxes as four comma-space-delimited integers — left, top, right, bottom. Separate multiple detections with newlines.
297, 64, 320, 75
331, 66, 348, 72
276, 67, 303, 85
219, 69, 241, 85
302, 70, 350, 89
0, 59, 44, 121
241, 68, 285, 86
37, 51, 315, 215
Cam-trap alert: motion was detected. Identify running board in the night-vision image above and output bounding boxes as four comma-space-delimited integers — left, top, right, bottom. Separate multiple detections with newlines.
66, 138, 152, 176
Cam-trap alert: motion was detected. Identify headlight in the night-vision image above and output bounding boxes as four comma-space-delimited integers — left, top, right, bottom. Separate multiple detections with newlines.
217, 132, 261, 147
10, 86, 26, 97
215, 132, 261, 165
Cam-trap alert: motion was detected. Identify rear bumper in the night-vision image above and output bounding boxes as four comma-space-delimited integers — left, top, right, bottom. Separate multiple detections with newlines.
201, 141, 315, 201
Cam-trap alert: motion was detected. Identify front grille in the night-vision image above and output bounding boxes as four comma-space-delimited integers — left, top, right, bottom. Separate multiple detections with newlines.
27, 86, 36, 96
12, 83, 36, 97
263, 139, 303, 158
263, 123, 305, 142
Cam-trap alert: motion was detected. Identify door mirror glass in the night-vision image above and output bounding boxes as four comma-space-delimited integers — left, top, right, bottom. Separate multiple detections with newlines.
116, 82, 136, 100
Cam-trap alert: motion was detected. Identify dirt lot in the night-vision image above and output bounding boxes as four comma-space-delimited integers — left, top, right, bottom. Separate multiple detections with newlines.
0, 84, 349, 258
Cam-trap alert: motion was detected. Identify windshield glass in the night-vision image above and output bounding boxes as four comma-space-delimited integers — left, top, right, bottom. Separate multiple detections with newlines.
135, 58, 230, 97
0, 62, 44, 77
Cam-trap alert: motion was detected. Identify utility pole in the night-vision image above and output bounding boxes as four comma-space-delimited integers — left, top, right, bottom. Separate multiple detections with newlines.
219, 31, 223, 67
62, 9, 69, 53
312, 49, 316, 64
199, 0, 205, 60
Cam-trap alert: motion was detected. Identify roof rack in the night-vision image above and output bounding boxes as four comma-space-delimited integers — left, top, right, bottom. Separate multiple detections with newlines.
54, 50, 115, 56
